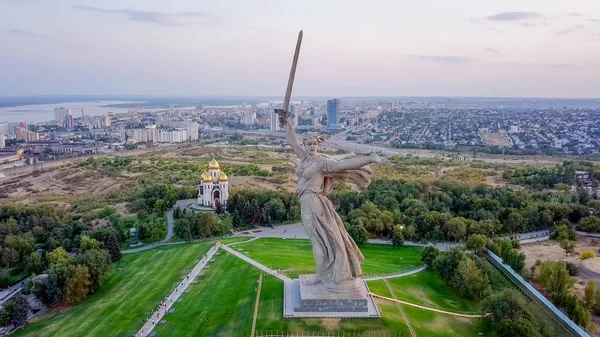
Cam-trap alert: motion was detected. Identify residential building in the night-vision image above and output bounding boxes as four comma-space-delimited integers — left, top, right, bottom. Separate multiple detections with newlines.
327, 99, 340, 128
185, 121, 199, 141
64, 113, 74, 129
15, 127, 40, 142
290, 104, 299, 127
270, 110, 280, 131
0, 134, 5, 148
54, 108, 69, 122
243, 112, 257, 126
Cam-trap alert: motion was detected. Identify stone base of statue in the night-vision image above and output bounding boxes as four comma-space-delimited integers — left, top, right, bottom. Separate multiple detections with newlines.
283, 275, 380, 318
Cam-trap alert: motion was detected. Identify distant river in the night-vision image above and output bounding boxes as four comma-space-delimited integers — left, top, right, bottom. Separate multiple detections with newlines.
0, 101, 138, 123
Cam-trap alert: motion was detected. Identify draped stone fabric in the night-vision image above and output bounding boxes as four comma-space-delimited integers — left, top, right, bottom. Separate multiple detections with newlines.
296, 154, 372, 284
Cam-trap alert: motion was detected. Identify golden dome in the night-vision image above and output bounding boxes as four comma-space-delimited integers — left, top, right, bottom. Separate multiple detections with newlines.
208, 158, 220, 169
201, 171, 212, 182
218, 171, 228, 182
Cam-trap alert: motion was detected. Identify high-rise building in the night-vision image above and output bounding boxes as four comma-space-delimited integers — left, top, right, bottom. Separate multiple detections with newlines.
270, 110, 280, 131
185, 121, 199, 141
15, 127, 40, 142
0, 134, 5, 149
102, 115, 112, 128
54, 108, 69, 122
0, 123, 9, 137
64, 113, 74, 129
81, 107, 88, 117
290, 104, 299, 127
327, 99, 340, 128
243, 112, 257, 125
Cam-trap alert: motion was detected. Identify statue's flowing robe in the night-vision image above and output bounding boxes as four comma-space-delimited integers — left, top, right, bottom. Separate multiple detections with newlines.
296, 154, 372, 284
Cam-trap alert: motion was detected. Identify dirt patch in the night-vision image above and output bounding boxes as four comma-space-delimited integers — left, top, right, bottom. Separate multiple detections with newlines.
320, 318, 341, 330
521, 238, 600, 270
480, 132, 511, 147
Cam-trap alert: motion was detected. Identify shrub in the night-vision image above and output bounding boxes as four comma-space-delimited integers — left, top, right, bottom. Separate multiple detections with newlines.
566, 262, 579, 276
580, 250, 596, 260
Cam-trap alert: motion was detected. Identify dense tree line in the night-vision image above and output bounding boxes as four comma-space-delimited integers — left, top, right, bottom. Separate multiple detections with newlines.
533, 260, 592, 330
481, 290, 554, 337
488, 238, 526, 273
226, 190, 300, 228
330, 179, 597, 241
505, 160, 600, 190
30, 236, 111, 306
173, 211, 231, 241
422, 247, 491, 299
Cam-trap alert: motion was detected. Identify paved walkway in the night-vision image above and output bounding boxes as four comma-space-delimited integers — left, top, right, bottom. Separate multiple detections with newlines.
369, 293, 486, 318
364, 265, 427, 281
135, 242, 221, 337
220, 245, 291, 282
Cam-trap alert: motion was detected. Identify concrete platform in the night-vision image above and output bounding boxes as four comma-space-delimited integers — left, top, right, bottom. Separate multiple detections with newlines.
283, 276, 380, 318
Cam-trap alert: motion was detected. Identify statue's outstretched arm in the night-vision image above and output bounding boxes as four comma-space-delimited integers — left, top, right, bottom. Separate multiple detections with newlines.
282, 117, 304, 157
323, 153, 383, 173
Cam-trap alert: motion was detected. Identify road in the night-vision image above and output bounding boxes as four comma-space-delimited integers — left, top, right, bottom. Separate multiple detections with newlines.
0, 279, 28, 307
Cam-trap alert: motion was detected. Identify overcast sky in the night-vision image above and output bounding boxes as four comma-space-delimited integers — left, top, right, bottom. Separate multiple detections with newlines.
1, 0, 600, 98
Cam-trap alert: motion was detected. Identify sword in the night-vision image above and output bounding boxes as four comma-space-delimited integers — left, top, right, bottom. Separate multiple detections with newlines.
275, 30, 303, 126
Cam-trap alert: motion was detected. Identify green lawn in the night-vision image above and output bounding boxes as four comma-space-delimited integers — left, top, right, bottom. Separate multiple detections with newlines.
369, 274, 482, 337
370, 270, 479, 313
235, 238, 423, 277
255, 276, 412, 335
13, 239, 241, 337
153, 254, 259, 337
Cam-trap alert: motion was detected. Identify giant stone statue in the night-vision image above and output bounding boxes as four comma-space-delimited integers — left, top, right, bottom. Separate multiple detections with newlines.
277, 31, 382, 317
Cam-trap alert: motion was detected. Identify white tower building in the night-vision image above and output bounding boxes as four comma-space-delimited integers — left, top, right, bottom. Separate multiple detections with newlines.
197, 158, 229, 208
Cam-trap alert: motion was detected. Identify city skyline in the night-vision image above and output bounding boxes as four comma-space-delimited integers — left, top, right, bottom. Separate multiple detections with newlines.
1, 0, 600, 98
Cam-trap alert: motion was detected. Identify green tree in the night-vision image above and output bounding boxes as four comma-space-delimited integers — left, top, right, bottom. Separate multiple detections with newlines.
584, 279, 597, 310
64, 265, 92, 305
587, 200, 600, 212
505, 211, 524, 233
0, 270, 8, 288
481, 290, 531, 324
454, 258, 491, 298
496, 319, 539, 337
12, 293, 29, 327
92, 229, 122, 262
79, 235, 101, 253
465, 234, 488, 254
347, 223, 369, 245
0, 299, 13, 326
73, 249, 111, 290
174, 218, 193, 241
537, 261, 574, 303
391, 225, 404, 246
47, 247, 69, 266
444, 217, 467, 242
24, 252, 46, 275
420, 246, 440, 266
560, 239, 575, 256
580, 216, 600, 233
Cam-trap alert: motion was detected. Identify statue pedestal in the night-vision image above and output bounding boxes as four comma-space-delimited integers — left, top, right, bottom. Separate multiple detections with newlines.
283, 275, 380, 318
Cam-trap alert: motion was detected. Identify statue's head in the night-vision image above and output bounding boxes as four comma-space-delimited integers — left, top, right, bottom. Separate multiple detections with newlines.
303, 133, 325, 156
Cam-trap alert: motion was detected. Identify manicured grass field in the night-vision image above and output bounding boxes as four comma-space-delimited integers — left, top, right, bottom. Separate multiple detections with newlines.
369, 274, 483, 337
255, 276, 412, 335
153, 254, 259, 337
235, 238, 423, 276
370, 270, 479, 313
13, 239, 243, 337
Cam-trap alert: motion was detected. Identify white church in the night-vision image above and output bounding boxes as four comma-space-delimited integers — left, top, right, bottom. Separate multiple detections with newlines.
198, 158, 229, 208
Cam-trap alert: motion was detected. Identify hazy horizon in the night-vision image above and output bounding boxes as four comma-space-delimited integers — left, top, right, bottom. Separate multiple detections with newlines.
2, 0, 600, 98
